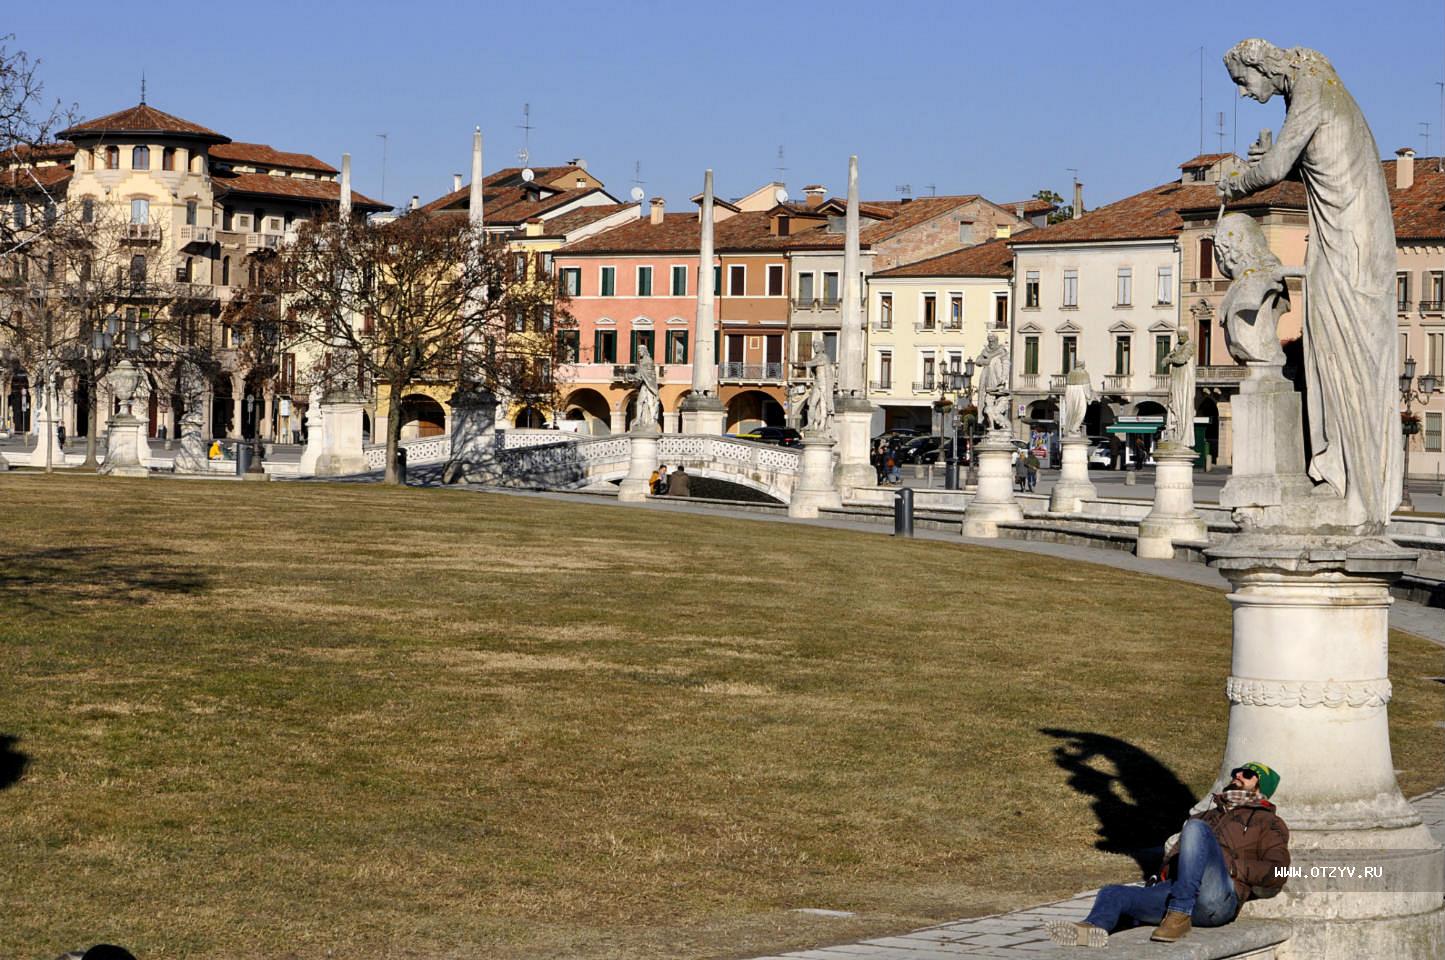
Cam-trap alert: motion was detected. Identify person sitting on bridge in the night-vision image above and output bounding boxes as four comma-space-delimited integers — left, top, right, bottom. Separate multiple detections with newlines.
1046, 761, 1290, 948
668, 465, 690, 498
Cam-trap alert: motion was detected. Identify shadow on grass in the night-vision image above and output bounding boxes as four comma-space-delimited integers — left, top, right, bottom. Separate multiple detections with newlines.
0, 546, 210, 611
1039, 727, 1198, 877
0, 734, 28, 789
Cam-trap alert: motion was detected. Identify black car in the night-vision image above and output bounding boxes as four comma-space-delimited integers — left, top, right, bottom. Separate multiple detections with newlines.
739, 426, 802, 447
897, 435, 947, 464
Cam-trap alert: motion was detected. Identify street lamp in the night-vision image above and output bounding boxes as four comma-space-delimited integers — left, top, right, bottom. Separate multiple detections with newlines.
1399, 355, 1439, 512
936, 358, 975, 490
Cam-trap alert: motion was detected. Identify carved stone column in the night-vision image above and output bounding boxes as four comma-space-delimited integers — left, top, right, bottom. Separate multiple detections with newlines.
788, 434, 842, 518
1048, 435, 1097, 513
1136, 442, 1207, 558
617, 423, 659, 502
961, 434, 1023, 537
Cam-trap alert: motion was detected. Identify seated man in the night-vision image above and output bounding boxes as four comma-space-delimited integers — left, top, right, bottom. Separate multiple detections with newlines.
1046, 761, 1289, 948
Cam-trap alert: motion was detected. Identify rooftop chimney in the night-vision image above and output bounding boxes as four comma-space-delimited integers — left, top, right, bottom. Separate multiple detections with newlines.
1015, 203, 1025, 220
570, 157, 588, 171
410, 195, 419, 211
649, 197, 665, 225
1396, 147, 1416, 190
453, 173, 462, 192
803, 184, 827, 209
1072, 180, 1084, 220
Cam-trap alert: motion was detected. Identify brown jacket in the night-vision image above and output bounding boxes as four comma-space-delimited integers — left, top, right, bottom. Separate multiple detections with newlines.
668, 471, 690, 497
1168, 800, 1291, 902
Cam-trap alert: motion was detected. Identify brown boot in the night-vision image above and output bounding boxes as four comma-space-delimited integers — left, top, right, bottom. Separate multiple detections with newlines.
1150, 910, 1193, 942
1044, 920, 1108, 948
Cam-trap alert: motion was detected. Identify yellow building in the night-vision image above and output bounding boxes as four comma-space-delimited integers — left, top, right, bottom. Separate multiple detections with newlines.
865, 238, 1014, 432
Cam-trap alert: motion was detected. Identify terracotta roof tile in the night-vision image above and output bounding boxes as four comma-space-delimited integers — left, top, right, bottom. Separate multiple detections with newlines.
557, 211, 708, 254
995, 198, 1055, 215
213, 171, 388, 211
1180, 152, 1237, 169
535, 203, 636, 236
1175, 178, 1307, 214
1383, 158, 1445, 240
872, 237, 1014, 278
1010, 181, 1219, 245
211, 142, 336, 174
59, 103, 229, 143
0, 164, 72, 191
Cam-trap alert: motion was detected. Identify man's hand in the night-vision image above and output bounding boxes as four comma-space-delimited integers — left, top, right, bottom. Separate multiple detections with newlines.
1217, 175, 1242, 201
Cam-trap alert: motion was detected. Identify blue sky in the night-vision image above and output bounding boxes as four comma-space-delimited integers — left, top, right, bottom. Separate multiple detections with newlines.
10, 0, 1445, 212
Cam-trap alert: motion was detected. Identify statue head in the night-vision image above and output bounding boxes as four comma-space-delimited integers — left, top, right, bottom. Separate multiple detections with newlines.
986, 332, 999, 349
637, 342, 651, 363
1223, 39, 1290, 103
1178, 322, 1192, 344
1214, 212, 1281, 280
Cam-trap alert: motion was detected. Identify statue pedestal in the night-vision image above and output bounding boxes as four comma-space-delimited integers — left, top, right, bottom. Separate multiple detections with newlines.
442, 387, 497, 485
835, 396, 877, 494
100, 414, 150, 477
1220, 364, 1314, 527
313, 400, 369, 477
618, 425, 659, 502
789, 433, 842, 518
1048, 435, 1096, 513
962, 434, 1023, 537
679, 393, 726, 435
1136, 442, 1207, 558
1205, 535, 1444, 957
173, 416, 208, 474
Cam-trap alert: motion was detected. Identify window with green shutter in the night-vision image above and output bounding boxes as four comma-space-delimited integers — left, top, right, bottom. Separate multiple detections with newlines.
600, 266, 616, 296
667, 330, 689, 364
671, 265, 687, 296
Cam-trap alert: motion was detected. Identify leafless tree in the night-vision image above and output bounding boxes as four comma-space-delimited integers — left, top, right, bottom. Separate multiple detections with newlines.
281, 207, 572, 484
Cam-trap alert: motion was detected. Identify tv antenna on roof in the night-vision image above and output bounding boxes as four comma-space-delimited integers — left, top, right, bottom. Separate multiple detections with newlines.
377, 132, 389, 204
631, 160, 645, 197
924, 183, 937, 196
1217, 111, 1227, 153
895, 184, 912, 198
517, 103, 533, 167
140, 70, 147, 105
774, 144, 787, 181
1421, 121, 1433, 160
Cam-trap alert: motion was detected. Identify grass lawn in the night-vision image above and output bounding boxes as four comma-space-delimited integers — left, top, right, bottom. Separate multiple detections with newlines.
1, 474, 1440, 960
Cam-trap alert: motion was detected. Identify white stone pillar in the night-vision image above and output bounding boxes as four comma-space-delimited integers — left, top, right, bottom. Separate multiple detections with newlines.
229, 374, 244, 440
680, 168, 726, 435
442, 386, 498, 484
961, 434, 1023, 537
617, 425, 658, 502
662, 410, 680, 434
788, 434, 842, 518
1136, 443, 1207, 558
609, 407, 626, 435
314, 400, 368, 476
1049, 435, 1097, 513
1206, 535, 1445, 957
835, 154, 877, 493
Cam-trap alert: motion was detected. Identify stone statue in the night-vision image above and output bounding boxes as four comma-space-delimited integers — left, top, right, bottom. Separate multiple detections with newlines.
633, 343, 660, 431
173, 361, 209, 473
797, 334, 835, 435
1218, 38, 1402, 527
1160, 326, 1197, 446
1062, 362, 1093, 437
974, 332, 1011, 433
1214, 213, 1295, 365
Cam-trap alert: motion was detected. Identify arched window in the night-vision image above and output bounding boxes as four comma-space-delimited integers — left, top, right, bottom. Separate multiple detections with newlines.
221, 256, 230, 286
183, 257, 193, 282
105, 146, 119, 169
129, 254, 147, 288
162, 147, 176, 171
1199, 237, 1214, 280
132, 146, 150, 170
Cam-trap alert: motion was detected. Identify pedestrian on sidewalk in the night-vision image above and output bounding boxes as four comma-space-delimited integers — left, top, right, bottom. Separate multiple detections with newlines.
884, 447, 901, 485
1045, 761, 1290, 948
1025, 451, 1040, 492
1013, 453, 1028, 492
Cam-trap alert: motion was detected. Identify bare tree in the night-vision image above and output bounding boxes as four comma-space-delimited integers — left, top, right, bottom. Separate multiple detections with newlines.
281, 208, 571, 484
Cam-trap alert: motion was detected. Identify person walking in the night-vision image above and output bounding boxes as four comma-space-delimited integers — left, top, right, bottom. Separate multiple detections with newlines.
1046, 762, 1289, 948
1013, 452, 1029, 492
1025, 451, 1040, 492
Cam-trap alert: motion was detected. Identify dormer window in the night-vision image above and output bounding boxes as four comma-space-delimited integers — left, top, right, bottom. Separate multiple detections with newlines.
777, 215, 790, 237
1189, 167, 1207, 182
162, 147, 176, 171
132, 146, 150, 170
105, 146, 119, 170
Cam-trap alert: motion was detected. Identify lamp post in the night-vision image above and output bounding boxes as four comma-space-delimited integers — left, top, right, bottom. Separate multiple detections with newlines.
937, 358, 974, 490
1399, 355, 1439, 512
243, 393, 265, 475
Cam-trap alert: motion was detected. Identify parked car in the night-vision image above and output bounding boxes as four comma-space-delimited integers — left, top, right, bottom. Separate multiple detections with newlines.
1088, 439, 1155, 468
737, 426, 802, 447
897, 435, 947, 464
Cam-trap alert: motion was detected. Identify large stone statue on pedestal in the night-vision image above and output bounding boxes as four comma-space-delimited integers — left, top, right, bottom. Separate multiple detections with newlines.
798, 334, 835, 436
962, 332, 1022, 536
618, 345, 662, 502
1204, 39, 1443, 957
790, 336, 843, 518
1051, 363, 1098, 513
172, 361, 209, 474
633, 343, 661, 431
1160, 326, 1196, 446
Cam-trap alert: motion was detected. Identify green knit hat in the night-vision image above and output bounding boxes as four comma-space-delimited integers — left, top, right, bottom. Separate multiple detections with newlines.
1234, 761, 1281, 798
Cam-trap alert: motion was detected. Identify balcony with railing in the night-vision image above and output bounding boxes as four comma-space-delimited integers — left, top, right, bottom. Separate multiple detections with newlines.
868, 378, 893, 392
791, 296, 841, 313
912, 377, 937, 393
1016, 372, 1040, 391
246, 232, 285, 252
870, 319, 893, 333
178, 225, 214, 246
942, 319, 963, 332
914, 321, 937, 333
1151, 374, 1170, 392
122, 222, 161, 243
1186, 278, 1230, 294
1420, 299, 1444, 313
720, 362, 785, 383
1048, 374, 1066, 394
611, 363, 670, 382
1104, 373, 1129, 392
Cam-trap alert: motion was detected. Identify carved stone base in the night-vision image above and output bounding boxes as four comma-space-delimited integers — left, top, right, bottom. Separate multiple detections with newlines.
788, 433, 842, 518
617, 427, 659, 502
1136, 442, 1207, 559
173, 418, 209, 474
834, 396, 877, 494
443, 389, 498, 485
962, 434, 1023, 538
1205, 534, 1444, 956
679, 393, 726, 436
1048, 435, 1096, 514
312, 401, 369, 477
99, 415, 150, 477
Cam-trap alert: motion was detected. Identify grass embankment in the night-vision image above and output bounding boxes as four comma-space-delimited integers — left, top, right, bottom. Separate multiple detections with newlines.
0, 475, 1439, 960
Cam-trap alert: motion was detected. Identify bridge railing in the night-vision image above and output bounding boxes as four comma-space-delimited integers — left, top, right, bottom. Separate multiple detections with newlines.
362, 433, 452, 470
657, 434, 801, 476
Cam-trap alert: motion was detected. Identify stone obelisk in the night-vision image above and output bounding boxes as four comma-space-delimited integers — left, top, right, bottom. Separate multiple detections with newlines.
444, 128, 499, 484
313, 151, 369, 476
834, 156, 876, 493
680, 169, 726, 435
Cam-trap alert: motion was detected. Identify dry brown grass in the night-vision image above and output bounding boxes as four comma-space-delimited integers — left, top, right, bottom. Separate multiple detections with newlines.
0, 474, 1439, 960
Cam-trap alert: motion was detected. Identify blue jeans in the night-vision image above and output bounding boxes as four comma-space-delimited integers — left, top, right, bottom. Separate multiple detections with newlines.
1084, 819, 1239, 931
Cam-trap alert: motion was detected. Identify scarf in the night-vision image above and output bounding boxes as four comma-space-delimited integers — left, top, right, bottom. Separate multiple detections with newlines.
1213, 788, 1264, 811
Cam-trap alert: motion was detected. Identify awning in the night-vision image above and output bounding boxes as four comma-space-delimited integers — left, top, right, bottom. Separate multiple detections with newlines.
1107, 423, 1162, 434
